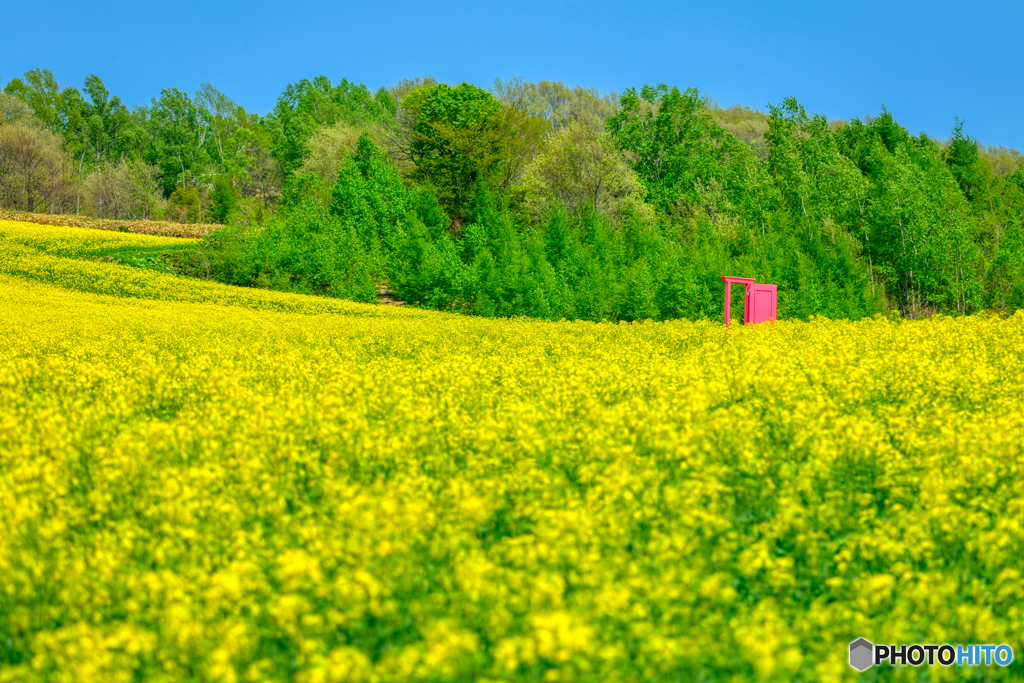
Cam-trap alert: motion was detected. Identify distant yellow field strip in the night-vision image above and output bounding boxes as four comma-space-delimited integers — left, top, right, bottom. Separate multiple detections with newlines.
0, 219, 199, 253
0, 220, 432, 318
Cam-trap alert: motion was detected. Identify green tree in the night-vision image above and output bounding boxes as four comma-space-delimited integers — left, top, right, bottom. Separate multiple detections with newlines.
81, 159, 163, 220
492, 77, 618, 131
518, 120, 647, 223
764, 98, 866, 241
489, 103, 549, 200
331, 133, 411, 251
144, 88, 213, 195
169, 185, 206, 223
296, 121, 362, 182
708, 100, 771, 152
3, 69, 79, 137
943, 117, 995, 206
268, 77, 394, 176
68, 75, 133, 171
210, 176, 238, 224
837, 112, 983, 315
196, 83, 268, 180
409, 83, 504, 217
0, 121, 75, 212
0, 91, 36, 126
607, 84, 756, 219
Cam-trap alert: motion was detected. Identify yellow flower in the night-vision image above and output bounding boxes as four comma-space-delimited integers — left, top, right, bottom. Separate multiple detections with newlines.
3, 219, 1024, 681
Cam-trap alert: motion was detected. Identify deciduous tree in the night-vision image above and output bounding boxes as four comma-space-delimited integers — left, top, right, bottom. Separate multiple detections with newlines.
519, 120, 646, 223
409, 83, 503, 216
0, 122, 75, 212
145, 88, 212, 195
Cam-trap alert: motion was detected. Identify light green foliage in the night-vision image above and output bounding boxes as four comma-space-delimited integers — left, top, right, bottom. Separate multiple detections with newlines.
3, 70, 280, 220
764, 98, 867, 236
492, 76, 618, 130
196, 83, 267, 181
269, 76, 394, 177
296, 120, 362, 182
981, 144, 1024, 176
331, 133, 412, 249
489, 103, 549, 199
4, 71, 135, 174
944, 117, 994, 204
169, 185, 207, 224
0, 121, 75, 213
203, 136, 413, 301
388, 75, 438, 108
518, 120, 648, 223
143, 88, 214, 196
210, 176, 238, 224
708, 100, 771, 152
398, 81, 548, 204
81, 160, 165, 220
74, 75, 134, 169
0, 91, 36, 126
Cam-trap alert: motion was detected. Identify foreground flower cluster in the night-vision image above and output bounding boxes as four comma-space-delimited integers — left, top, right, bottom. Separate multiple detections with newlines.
1, 221, 1022, 682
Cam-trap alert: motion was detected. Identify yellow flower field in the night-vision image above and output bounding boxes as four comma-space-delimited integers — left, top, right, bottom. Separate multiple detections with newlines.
1, 220, 1023, 682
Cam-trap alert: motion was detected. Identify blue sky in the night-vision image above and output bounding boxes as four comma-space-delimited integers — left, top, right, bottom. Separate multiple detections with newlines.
3, 0, 1022, 149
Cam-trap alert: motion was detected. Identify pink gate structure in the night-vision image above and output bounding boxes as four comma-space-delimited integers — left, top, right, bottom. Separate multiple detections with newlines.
720, 276, 777, 327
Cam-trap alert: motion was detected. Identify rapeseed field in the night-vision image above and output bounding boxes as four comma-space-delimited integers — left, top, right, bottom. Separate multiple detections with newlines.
2, 219, 1023, 682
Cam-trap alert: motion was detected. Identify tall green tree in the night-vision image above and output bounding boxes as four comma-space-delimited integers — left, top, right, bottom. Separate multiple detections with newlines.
409, 83, 504, 217
607, 84, 757, 219
764, 98, 866, 240
838, 113, 982, 315
2, 69, 79, 137
144, 88, 213, 195
943, 117, 996, 208
518, 120, 646, 222
70, 75, 133, 170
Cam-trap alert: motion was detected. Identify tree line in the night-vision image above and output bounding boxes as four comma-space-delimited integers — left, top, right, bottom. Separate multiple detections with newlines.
2, 69, 1023, 320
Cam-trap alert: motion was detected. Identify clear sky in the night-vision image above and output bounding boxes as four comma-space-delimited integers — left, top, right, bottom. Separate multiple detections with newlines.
2, 0, 1021, 149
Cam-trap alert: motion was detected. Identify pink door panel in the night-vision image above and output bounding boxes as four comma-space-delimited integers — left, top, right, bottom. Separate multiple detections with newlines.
748, 284, 777, 325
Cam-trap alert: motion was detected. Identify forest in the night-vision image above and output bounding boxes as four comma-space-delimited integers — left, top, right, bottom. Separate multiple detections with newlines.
3, 68, 1024, 321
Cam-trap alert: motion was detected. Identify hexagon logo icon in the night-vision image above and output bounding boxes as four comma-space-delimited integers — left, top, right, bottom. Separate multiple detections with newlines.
849, 638, 874, 671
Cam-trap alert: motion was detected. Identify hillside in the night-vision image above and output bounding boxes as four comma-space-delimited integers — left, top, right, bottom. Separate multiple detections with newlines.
4, 71, 1024, 321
